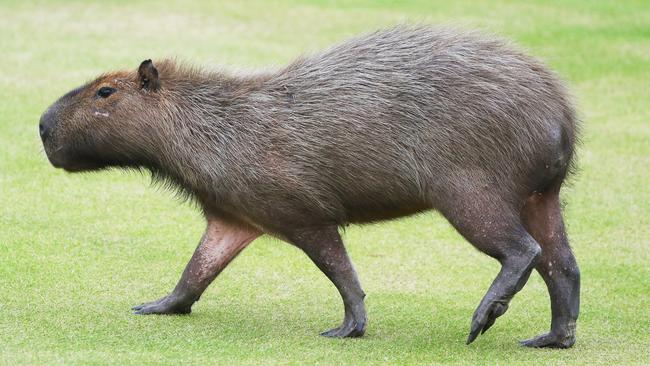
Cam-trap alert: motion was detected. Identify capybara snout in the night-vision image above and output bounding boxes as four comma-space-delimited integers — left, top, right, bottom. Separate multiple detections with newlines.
38, 106, 56, 143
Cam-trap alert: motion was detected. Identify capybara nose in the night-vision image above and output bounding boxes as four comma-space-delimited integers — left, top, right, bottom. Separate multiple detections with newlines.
39, 122, 47, 140
39, 109, 56, 142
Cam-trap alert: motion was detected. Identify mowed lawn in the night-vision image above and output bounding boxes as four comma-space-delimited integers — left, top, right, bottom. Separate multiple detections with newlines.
1, 0, 648, 365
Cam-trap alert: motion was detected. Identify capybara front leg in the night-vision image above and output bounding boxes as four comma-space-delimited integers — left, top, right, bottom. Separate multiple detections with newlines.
289, 226, 367, 338
132, 218, 260, 315
520, 191, 580, 348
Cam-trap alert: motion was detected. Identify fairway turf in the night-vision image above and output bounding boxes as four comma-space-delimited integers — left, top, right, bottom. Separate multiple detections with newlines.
1, 0, 649, 365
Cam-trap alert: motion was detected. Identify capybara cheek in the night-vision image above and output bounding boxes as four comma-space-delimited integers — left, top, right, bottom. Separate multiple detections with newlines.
93, 109, 110, 118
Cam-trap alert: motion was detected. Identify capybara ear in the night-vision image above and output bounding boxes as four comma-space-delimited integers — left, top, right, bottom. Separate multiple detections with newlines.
138, 59, 160, 91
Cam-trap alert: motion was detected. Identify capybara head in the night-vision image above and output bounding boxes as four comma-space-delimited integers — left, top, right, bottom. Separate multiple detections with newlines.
40, 60, 163, 172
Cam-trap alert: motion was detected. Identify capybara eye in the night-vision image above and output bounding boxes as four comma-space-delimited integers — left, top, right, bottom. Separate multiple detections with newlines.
97, 87, 117, 98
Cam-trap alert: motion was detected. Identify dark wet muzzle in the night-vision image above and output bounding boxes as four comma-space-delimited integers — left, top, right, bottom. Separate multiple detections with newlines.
39, 108, 57, 142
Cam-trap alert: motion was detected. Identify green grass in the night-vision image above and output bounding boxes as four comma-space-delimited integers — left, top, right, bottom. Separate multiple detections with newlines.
1, 0, 649, 364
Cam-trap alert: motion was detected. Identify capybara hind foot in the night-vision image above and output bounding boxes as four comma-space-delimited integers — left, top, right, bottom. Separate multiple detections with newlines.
132, 294, 192, 315
520, 331, 576, 348
520, 321, 576, 348
467, 300, 509, 344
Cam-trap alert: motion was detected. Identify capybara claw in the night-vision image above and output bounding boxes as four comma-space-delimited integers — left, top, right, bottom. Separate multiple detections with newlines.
131, 302, 151, 311
466, 327, 480, 345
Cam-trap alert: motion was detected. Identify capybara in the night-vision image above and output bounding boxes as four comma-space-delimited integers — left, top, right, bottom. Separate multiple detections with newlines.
40, 26, 580, 348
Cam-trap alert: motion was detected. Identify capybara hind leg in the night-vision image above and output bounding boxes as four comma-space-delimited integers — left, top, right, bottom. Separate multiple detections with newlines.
288, 226, 367, 338
133, 217, 260, 315
520, 191, 579, 348
440, 195, 541, 345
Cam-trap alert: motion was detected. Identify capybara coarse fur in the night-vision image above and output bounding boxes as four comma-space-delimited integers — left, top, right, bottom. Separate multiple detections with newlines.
40, 26, 580, 348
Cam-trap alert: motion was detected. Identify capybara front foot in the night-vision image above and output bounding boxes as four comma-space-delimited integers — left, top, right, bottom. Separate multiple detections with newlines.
132, 294, 192, 315
320, 317, 366, 338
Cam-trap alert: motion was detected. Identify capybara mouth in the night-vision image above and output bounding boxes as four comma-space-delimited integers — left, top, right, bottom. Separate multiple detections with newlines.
45, 146, 107, 172
59, 158, 108, 173
60, 160, 107, 173
44, 146, 65, 168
